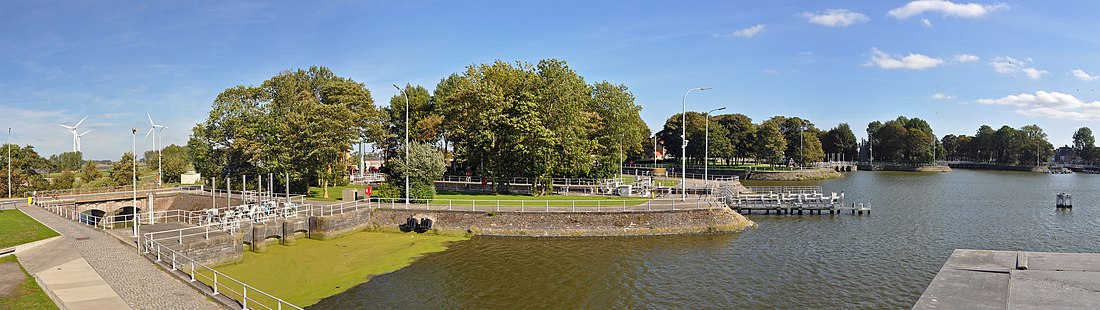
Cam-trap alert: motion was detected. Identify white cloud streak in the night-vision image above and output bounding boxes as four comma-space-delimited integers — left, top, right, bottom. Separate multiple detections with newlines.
801, 9, 869, 27
976, 90, 1100, 121
931, 93, 956, 100
989, 56, 1048, 79
889, 0, 1008, 19
953, 54, 980, 62
714, 24, 766, 38
865, 48, 944, 70
921, 18, 933, 27
1072, 69, 1099, 81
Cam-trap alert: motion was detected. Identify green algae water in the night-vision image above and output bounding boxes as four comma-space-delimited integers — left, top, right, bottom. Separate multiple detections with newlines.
310, 170, 1100, 308
213, 232, 466, 307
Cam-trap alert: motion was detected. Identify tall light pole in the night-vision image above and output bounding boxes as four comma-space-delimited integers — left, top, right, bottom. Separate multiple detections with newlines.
681, 87, 711, 201
799, 124, 804, 169
7, 128, 11, 198
131, 128, 138, 237
393, 84, 409, 206
704, 107, 726, 185
653, 135, 657, 168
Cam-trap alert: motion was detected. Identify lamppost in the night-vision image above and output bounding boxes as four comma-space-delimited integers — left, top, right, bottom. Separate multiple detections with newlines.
653, 135, 657, 168
799, 124, 804, 170
131, 128, 138, 238
7, 128, 10, 199
393, 84, 409, 206
704, 107, 726, 185
681, 87, 711, 201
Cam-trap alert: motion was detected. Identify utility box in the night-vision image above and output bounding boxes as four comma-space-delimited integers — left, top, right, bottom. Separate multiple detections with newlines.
342, 187, 364, 201
617, 185, 633, 197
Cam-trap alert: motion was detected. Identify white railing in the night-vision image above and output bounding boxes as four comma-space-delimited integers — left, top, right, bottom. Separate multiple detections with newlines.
307, 197, 724, 216
142, 235, 301, 310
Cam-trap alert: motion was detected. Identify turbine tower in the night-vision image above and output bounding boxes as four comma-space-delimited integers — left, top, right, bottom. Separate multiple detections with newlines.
58, 116, 88, 152
146, 114, 166, 186
76, 130, 91, 152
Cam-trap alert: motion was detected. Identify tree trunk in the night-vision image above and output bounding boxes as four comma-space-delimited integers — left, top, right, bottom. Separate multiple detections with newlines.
322, 165, 331, 199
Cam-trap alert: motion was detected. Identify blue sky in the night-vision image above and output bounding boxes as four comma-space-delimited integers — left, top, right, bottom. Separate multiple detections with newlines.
4, 0, 1100, 159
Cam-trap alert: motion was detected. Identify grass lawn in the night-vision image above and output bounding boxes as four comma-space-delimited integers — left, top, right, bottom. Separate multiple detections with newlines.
0, 210, 59, 249
307, 186, 351, 201
205, 231, 466, 308
0, 255, 58, 309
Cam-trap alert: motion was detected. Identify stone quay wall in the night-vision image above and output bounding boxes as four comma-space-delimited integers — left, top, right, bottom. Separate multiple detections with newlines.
307, 207, 754, 238
174, 233, 243, 266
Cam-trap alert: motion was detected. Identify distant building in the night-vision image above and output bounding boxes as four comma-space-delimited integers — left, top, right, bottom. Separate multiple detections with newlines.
181, 171, 202, 184
1054, 145, 1079, 163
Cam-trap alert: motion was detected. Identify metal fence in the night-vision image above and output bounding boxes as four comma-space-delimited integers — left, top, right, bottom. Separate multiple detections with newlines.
142, 233, 301, 310
307, 197, 725, 216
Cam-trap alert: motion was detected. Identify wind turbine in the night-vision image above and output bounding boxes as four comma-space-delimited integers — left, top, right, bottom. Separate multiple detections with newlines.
58, 116, 88, 152
77, 130, 91, 152
146, 114, 166, 186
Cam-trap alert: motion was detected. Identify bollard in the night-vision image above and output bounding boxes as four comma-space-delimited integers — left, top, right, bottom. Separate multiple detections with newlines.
282, 220, 297, 246
252, 224, 268, 253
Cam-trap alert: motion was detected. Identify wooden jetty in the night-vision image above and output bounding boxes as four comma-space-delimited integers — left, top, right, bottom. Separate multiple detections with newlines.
719, 186, 870, 215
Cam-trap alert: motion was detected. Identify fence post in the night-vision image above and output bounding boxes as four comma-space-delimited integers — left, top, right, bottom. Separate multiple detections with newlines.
178, 230, 183, 244
190, 262, 195, 282
572, 201, 575, 212
521, 201, 524, 212
243, 287, 248, 309
546, 201, 549, 212
172, 253, 177, 270
213, 272, 219, 295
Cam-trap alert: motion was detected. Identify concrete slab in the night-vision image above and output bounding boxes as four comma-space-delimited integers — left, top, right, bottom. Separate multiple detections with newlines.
914, 266, 1009, 309
16, 237, 81, 275
917, 249, 1100, 309
1008, 270, 1100, 309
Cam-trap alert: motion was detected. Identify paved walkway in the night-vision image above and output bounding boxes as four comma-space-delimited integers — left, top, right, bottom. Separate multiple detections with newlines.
18, 203, 221, 310
17, 237, 131, 309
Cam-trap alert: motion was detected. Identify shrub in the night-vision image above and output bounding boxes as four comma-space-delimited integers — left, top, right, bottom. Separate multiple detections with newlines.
409, 182, 436, 203
371, 182, 401, 199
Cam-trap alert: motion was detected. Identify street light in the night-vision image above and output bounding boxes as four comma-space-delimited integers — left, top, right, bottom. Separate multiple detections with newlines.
704, 107, 726, 185
799, 124, 804, 170
7, 128, 11, 199
681, 87, 711, 201
131, 128, 138, 238
393, 84, 409, 206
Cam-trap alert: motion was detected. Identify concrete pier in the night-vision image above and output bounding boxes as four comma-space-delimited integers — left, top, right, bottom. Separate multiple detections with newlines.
915, 249, 1100, 309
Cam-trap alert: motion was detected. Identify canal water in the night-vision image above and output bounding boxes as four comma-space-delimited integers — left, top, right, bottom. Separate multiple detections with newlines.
310, 170, 1100, 309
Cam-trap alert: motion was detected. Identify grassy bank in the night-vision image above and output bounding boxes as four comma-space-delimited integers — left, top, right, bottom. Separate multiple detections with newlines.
0, 255, 57, 309
210, 231, 466, 307
0, 210, 59, 248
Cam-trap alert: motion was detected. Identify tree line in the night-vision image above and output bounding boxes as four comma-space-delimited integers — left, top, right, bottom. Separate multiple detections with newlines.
655, 114, 858, 166
940, 124, 1052, 165
187, 60, 650, 196
0, 145, 190, 196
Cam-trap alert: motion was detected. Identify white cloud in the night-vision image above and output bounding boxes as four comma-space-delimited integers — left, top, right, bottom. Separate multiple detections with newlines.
889, 0, 1008, 19
921, 18, 933, 27
865, 48, 944, 70
1072, 69, 1099, 81
989, 56, 1048, 79
801, 9, 869, 27
714, 24, 765, 38
976, 90, 1100, 121
763, 69, 781, 76
953, 54, 979, 62
931, 93, 956, 100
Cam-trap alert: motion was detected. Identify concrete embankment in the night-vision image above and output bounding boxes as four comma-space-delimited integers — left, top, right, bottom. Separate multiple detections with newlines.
745, 168, 843, 181
945, 162, 1042, 172
310, 207, 755, 238
857, 164, 953, 172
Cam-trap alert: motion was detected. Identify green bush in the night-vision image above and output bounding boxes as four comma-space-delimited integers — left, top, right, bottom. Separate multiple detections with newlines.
409, 182, 436, 203
371, 182, 401, 199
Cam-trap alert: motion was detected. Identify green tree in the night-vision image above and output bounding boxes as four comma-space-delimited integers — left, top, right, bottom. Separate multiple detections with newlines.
821, 123, 857, 161
799, 130, 825, 164
714, 113, 755, 164
109, 152, 139, 186
53, 171, 75, 190
0, 144, 51, 196
49, 151, 83, 172
189, 66, 384, 194
1073, 127, 1095, 162
753, 122, 787, 166
150, 144, 193, 183
80, 161, 100, 183
387, 142, 446, 199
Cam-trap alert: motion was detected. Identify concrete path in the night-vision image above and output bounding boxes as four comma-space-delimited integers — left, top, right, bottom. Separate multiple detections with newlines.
17, 237, 131, 309
17, 203, 221, 310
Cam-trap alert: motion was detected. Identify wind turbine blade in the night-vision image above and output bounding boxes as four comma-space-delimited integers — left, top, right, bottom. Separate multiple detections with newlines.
148, 113, 155, 125
79, 130, 91, 136
145, 127, 154, 139
74, 116, 87, 128
59, 124, 75, 129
